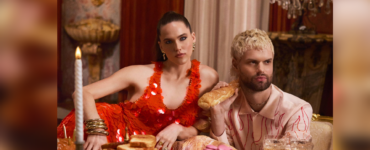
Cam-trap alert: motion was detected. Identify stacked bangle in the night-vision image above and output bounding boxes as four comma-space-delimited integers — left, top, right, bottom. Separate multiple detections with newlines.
85, 118, 109, 136
86, 130, 109, 135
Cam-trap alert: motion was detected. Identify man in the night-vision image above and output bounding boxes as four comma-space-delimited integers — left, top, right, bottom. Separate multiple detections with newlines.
210, 29, 313, 150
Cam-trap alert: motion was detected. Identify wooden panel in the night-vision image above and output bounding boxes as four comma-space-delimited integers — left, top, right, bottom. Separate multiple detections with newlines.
119, 0, 184, 101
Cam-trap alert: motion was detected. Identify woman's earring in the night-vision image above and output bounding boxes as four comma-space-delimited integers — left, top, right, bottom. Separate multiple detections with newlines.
192, 43, 195, 51
162, 51, 166, 60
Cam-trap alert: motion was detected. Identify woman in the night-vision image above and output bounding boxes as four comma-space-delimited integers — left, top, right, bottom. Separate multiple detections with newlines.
57, 11, 219, 150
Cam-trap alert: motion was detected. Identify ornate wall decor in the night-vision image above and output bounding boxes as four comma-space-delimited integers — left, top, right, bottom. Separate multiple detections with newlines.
91, 0, 105, 7
64, 18, 120, 84
269, 32, 333, 113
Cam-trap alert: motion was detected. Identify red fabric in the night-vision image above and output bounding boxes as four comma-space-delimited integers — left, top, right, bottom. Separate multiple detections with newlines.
57, 60, 202, 142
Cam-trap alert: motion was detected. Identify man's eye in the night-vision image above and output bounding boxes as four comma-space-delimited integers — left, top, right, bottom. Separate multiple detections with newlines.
265, 60, 271, 64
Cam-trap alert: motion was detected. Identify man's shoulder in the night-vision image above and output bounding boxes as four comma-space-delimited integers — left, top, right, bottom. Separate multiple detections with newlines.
273, 85, 312, 111
282, 91, 309, 105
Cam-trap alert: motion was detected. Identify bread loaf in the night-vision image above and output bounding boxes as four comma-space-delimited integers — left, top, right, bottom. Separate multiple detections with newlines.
192, 119, 211, 132
101, 142, 127, 149
129, 135, 156, 148
117, 144, 157, 150
198, 80, 239, 110
180, 135, 236, 150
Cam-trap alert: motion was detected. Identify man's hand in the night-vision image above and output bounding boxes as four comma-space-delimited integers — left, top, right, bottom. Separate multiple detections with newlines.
210, 81, 239, 114
210, 81, 239, 137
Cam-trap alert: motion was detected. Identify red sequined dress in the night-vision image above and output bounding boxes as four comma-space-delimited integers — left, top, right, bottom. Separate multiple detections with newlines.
57, 60, 202, 142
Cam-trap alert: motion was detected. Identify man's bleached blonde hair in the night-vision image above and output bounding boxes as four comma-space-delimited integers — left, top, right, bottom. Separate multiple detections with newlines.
230, 29, 274, 77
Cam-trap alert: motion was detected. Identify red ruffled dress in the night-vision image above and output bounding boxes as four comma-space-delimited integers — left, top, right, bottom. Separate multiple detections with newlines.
57, 60, 202, 142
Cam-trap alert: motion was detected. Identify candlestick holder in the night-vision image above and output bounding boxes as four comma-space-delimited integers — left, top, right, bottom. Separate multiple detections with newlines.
75, 141, 84, 150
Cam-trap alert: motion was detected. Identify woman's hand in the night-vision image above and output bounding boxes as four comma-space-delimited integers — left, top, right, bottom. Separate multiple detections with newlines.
83, 134, 108, 150
156, 123, 184, 150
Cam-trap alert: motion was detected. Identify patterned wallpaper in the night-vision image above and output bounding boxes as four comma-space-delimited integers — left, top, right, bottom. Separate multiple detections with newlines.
60, 0, 121, 104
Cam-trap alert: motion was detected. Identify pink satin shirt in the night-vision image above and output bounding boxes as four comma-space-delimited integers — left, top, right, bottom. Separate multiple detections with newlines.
210, 84, 313, 150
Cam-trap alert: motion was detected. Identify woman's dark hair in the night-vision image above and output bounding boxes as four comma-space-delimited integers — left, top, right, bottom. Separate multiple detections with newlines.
155, 11, 192, 61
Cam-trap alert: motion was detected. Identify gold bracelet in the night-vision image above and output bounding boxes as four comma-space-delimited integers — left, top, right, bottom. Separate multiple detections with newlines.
85, 125, 108, 130
85, 118, 104, 123
86, 130, 109, 136
86, 121, 106, 126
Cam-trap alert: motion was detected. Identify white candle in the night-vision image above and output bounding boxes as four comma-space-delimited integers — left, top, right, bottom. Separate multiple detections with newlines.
75, 47, 84, 143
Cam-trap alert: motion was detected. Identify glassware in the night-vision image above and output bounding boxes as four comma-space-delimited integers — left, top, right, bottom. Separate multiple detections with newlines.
289, 135, 314, 150
290, 141, 314, 150
263, 135, 288, 150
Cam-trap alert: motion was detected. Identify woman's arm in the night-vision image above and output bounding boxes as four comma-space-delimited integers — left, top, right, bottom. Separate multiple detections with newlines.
185, 65, 219, 136
198, 65, 219, 97
178, 125, 198, 140
72, 65, 140, 120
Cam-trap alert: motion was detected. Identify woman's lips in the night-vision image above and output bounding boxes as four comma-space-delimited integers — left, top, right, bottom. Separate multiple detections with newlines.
175, 53, 186, 58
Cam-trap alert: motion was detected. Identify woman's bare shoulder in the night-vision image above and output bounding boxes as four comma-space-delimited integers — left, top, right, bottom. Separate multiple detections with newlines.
199, 64, 218, 79
116, 64, 155, 74
199, 64, 218, 85
110, 64, 156, 83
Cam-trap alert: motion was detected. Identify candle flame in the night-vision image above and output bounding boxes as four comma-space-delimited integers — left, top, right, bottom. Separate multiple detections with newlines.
76, 47, 81, 59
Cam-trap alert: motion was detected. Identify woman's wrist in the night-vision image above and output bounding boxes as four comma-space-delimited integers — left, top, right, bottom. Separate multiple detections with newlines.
85, 118, 109, 136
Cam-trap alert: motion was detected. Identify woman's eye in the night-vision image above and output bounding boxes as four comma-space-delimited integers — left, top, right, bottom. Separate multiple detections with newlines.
165, 40, 172, 44
180, 37, 187, 41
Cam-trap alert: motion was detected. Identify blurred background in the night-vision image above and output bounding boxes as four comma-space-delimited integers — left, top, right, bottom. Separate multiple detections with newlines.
0, 0, 57, 149
334, 0, 370, 150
